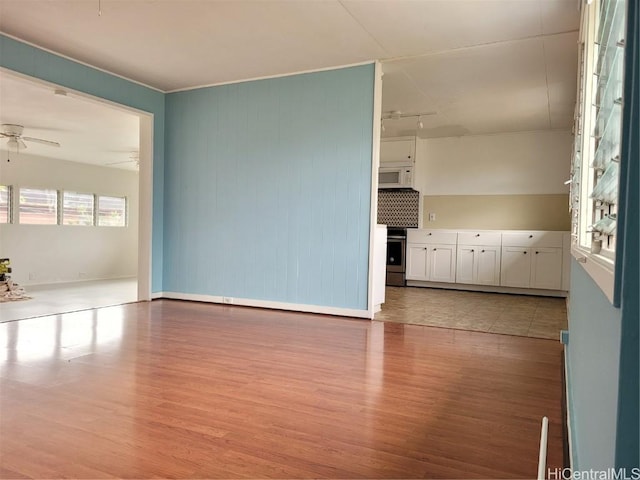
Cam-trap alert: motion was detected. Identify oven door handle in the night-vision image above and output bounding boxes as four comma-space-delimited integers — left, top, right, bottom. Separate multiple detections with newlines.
387, 236, 407, 240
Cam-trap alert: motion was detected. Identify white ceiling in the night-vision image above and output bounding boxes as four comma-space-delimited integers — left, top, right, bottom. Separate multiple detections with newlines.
0, 72, 139, 169
0, 0, 580, 146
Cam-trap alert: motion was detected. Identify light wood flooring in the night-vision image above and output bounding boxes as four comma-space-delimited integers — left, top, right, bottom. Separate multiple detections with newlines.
0, 278, 138, 323
375, 287, 568, 340
0, 299, 564, 478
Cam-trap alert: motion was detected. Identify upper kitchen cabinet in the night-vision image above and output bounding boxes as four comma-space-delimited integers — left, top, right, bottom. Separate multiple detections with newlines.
380, 137, 416, 166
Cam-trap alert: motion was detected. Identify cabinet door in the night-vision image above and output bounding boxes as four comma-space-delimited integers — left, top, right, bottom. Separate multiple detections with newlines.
406, 244, 428, 280
531, 247, 562, 290
476, 246, 501, 286
501, 246, 531, 288
428, 244, 457, 283
456, 246, 476, 284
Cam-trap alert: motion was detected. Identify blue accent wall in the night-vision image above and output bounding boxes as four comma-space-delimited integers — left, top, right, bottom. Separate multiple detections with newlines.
0, 34, 165, 292
614, 0, 639, 468
567, 0, 639, 469
163, 65, 374, 310
567, 261, 622, 469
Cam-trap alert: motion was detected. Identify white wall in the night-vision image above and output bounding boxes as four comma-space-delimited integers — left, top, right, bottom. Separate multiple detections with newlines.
0, 151, 138, 285
414, 130, 572, 195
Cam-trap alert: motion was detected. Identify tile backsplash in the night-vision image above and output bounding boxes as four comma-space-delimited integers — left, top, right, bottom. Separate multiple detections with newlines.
377, 190, 420, 227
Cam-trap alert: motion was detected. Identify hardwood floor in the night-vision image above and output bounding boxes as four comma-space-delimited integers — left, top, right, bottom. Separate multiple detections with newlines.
0, 300, 564, 478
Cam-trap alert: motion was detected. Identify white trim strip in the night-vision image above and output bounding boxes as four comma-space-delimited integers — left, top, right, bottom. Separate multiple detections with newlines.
166, 60, 376, 93
0, 33, 164, 93
366, 61, 383, 316
570, 246, 615, 302
153, 292, 372, 319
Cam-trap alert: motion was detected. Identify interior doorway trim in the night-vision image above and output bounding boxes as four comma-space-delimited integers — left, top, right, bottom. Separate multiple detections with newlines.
0, 68, 153, 302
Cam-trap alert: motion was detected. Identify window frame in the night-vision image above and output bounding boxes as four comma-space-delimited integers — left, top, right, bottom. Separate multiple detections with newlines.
17, 187, 60, 226
571, 0, 627, 302
62, 191, 96, 226
0, 185, 12, 224
96, 195, 127, 227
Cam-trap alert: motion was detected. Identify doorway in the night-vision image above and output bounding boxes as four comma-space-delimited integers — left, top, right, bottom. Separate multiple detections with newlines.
0, 69, 153, 322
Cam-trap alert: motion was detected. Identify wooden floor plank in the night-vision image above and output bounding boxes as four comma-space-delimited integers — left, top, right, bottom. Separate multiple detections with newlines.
0, 299, 564, 478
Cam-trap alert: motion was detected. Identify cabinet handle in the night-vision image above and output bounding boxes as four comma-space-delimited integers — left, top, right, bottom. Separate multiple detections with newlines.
471, 249, 474, 252
423, 247, 427, 250
535, 251, 539, 254
481, 249, 485, 253
427, 233, 432, 236
433, 248, 437, 251
475, 234, 480, 237
523, 251, 527, 254
529, 235, 533, 238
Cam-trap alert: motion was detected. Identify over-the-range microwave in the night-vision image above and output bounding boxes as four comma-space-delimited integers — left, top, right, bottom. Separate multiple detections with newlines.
378, 164, 414, 189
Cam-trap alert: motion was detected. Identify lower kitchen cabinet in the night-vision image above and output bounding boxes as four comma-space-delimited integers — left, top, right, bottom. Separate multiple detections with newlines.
406, 244, 456, 283
406, 244, 428, 280
457, 246, 501, 286
530, 247, 563, 289
500, 246, 562, 289
406, 229, 568, 296
501, 247, 532, 288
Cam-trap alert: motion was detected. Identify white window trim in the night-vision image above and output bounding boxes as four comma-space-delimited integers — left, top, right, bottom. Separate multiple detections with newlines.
570, 0, 625, 303
571, 245, 615, 301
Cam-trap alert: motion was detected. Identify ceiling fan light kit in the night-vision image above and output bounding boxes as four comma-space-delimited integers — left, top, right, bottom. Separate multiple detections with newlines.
0, 124, 61, 159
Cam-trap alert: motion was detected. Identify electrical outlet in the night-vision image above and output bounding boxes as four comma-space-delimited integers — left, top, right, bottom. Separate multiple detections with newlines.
429, 213, 436, 221
223, 297, 234, 304
28, 272, 36, 280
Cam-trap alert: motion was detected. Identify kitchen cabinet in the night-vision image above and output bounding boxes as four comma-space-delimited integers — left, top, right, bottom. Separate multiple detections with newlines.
501, 247, 532, 288
456, 231, 501, 286
406, 229, 569, 295
380, 137, 415, 165
457, 245, 501, 286
530, 248, 562, 289
406, 244, 428, 280
500, 232, 563, 289
406, 243, 456, 283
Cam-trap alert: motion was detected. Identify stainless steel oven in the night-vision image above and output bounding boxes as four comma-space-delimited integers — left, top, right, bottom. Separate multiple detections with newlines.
386, 228, 407, 286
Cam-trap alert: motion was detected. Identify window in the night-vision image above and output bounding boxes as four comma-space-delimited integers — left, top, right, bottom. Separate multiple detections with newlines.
0, 185, 10, 224
571, 0, 626, 299
97, 196, 126, 227
62, 192, 94, 226
19, 188, 58, 225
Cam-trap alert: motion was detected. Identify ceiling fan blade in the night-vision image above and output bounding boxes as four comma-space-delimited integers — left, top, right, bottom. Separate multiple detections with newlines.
22, 137, 61, 147
106, 160, 135, 165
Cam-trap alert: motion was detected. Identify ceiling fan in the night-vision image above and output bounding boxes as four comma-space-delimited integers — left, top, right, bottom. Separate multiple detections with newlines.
0, 124, 61, 151
107, 151, 139, 168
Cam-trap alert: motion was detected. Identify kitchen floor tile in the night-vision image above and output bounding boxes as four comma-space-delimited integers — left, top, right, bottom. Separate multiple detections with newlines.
376, 287, 567, 340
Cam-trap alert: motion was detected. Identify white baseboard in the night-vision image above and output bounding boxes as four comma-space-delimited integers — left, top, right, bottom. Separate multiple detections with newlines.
152, 291, 373, 319
405, 281, 568, 298
25, 276, 137, 289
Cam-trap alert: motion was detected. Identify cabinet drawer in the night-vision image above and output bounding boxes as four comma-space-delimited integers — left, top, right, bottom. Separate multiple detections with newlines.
407, 230, 457, 245
502, 231, 563, 248
457, 231, 502, 246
